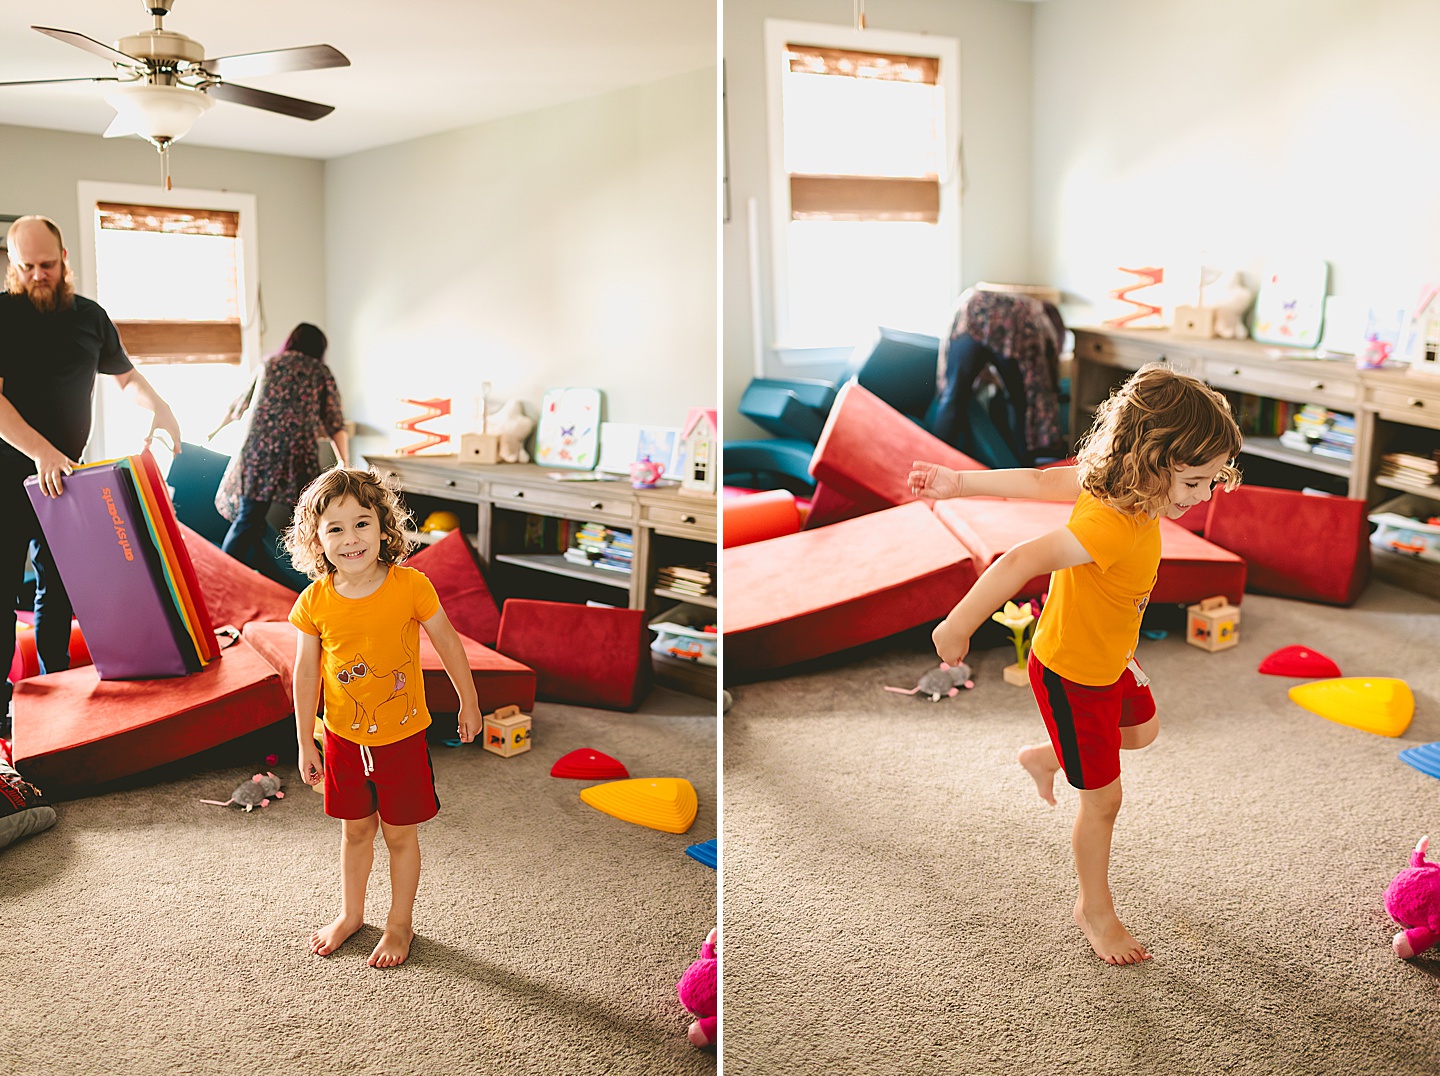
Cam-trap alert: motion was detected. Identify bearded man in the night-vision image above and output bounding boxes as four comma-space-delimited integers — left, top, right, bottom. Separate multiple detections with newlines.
0, 215, 182, 736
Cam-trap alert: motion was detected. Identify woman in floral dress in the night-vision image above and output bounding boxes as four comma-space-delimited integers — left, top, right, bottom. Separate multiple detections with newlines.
213, 322, 348, 569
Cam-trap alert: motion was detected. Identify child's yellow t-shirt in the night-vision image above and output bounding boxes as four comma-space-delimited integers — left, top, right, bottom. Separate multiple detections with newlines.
290, 564, 440, 745
1029, 491, 1161, 686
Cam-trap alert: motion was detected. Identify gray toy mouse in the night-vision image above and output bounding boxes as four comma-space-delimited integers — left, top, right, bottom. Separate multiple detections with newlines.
200, 771, 286, 812
884, 661, 975, 701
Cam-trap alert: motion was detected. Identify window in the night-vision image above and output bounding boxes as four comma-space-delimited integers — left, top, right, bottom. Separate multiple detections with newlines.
764, 21, 960, 358
76, 181, 260, 461
94, 201, 244, 364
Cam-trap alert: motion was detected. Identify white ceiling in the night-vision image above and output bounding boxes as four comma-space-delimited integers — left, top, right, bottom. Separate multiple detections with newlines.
0, 0, 717, 160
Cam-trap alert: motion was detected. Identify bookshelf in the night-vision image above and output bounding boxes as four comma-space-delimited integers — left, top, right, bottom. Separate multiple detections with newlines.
1070, 327, 1440, 597
365, 456, 717, 694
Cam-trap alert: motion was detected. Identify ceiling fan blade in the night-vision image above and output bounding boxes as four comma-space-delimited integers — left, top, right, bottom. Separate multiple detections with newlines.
205, 81, 334, 120
32, 26, 143, 68
0, 76, 123, 87
201, 44, 349, 80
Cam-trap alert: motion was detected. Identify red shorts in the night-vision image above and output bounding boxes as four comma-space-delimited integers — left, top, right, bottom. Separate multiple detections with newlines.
323, 727, 439, 826
1028, 651, 1156, 790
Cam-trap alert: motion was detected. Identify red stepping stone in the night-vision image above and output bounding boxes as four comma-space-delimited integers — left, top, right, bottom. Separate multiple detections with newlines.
550, 748, 630, 780
1258, 645, 1342, 679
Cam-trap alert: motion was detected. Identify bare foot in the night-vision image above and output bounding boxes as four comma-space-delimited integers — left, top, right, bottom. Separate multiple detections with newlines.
1017, 745, 1059, 806
1074, 901, 1151, 965
368, 924, 414, 968
310, 914, 363, 956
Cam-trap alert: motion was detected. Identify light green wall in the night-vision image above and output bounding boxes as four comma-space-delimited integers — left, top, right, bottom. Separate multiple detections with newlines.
0, 123, 326, 360
324, 66, 718, 457
721, 0, 1034, 441
1033, 0, 1440, 319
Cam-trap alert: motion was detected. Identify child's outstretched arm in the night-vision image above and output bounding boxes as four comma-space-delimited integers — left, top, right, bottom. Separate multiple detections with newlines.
421, 606, 482, 743
909, 461, 1081, 503
932, 525, 1092, 665
293, 629, 325, 786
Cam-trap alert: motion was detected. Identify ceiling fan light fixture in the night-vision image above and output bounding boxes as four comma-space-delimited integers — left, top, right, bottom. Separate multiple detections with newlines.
103, 81, 212, 144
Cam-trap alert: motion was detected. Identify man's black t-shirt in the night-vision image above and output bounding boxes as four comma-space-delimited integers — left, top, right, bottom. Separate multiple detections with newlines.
0, 292, 133, 468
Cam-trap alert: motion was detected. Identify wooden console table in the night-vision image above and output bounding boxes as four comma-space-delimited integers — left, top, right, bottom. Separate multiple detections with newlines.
1070, 327, 1440, 598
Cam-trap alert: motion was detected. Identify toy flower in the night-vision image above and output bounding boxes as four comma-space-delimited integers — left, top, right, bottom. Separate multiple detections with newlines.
992, 600, 1036, 667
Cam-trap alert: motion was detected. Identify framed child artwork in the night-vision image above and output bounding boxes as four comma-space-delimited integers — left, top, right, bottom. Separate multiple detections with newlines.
534, 388, 603, 470
1252, 260, 1329, 348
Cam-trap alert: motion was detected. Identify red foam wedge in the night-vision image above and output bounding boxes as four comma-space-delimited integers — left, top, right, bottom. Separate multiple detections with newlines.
1258, 645, 1342, 679
550, 748, 630, 780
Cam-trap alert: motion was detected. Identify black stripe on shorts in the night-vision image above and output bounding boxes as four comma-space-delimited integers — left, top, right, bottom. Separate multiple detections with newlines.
1042, 664, 1085, 787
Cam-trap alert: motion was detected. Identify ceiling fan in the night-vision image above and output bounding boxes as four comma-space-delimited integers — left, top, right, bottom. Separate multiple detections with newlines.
0, 0, 349, 183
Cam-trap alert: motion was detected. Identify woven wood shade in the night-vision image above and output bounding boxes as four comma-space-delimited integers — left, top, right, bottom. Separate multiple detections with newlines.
790, 175, 940, 223
115, 320, 242, 365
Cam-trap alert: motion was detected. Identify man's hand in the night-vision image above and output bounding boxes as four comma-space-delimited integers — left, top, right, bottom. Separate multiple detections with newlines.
908, 461, 962, 500
146, 405, 183, 454
31, 443, 78, 498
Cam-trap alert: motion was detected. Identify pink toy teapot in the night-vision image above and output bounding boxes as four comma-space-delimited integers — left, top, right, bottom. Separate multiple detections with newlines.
630, 454, 665, 489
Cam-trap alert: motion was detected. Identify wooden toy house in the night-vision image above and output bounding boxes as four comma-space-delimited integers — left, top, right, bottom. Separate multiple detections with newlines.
679, 407, 718, 499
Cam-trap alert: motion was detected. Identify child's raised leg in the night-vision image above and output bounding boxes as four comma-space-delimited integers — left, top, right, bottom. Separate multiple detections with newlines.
311, 813, 379, 956
1017, 742, 1061, 805
368, 820, 420, 968
1071, 778, 1150, 965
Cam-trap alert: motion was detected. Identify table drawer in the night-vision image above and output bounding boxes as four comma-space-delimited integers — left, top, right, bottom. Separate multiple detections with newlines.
379, 463, 484, 498
1369, 386, 1440, 429
1205, 359, 1359, 409
1073, 332, 1201, 375
643, 504, 717, 538
489, 481, 637, 524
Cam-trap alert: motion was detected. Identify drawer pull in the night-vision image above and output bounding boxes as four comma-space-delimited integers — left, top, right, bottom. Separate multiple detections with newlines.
446, 479, 457, 487
512, 490, 525, 498
1410, 398, 1427, 408
591, 501, 604, 510
682, 515, 696, 524
1232, 367, 1243, 377
1311, 381, 1325, 391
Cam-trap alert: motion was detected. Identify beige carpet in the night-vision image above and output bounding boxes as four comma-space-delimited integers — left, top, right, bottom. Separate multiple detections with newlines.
1, 689, 717, 1076
723, 583, 1440, 1075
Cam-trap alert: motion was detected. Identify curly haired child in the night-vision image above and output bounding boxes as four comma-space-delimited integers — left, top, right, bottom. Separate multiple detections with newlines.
908, 363, 1242, 965
283, 467, 481, 968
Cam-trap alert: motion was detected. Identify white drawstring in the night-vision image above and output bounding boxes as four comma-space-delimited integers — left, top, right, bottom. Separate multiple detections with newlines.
360, 743, 374, 777
1127, 658, 1151, 688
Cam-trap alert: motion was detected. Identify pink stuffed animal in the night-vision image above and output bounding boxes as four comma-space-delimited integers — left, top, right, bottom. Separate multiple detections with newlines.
1385, 835, 1440, 958
676, 928, 718, 1047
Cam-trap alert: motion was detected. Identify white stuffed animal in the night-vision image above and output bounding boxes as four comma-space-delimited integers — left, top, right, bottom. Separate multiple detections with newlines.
490, 399, 535, 464
1212, 271, 1254, 340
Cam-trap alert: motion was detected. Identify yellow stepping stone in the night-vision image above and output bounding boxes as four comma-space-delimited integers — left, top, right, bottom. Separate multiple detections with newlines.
1289, 677, 1415, 738
580, 777, 698, 834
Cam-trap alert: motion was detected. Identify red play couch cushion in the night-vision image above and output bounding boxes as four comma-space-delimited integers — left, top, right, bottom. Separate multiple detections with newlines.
931, 497, 1247, 606
495, 599, 652, 711
809, 382, 987, 510
10, 638, 290, 791
403, 529, 501, 646
1203, 485, 1369, 606
178, 522, 298, 626
725, 500, 979, 672
9, 618, 91, 683
240, 620, 535, 715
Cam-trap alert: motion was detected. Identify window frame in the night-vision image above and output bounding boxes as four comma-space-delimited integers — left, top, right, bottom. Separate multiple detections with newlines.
76, 180, 260, 457
762, 19, 961, 366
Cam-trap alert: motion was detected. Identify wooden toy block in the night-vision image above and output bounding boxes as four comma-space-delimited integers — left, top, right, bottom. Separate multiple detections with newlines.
482, 704, 532, 757
1173, 305, 1217, 338
459, 432, 501, 464
1186, 595, 1240, 652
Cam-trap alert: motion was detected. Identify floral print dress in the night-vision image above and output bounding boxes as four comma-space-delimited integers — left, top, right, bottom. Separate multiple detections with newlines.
215, 350, 345, 521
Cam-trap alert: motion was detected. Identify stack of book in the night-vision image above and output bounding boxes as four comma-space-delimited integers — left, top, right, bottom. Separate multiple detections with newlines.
1378, 451, 1440, 492
1230, 393, 1299, 437
657, 562, 716, 598
1279, 404, 1355, 461
563, 522, 633, 574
